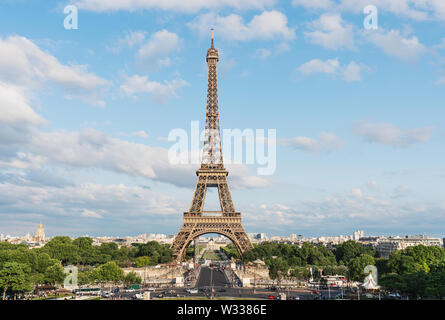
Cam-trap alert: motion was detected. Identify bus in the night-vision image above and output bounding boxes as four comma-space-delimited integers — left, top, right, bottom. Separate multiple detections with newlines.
74, 288, 101, 296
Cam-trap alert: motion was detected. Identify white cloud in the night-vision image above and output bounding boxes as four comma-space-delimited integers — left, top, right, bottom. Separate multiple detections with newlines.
292, 0, 333, 10
132, 130, 149, 139
243, 187, 445, 234
339, 0, 429, 20
81, 209, 104, 218
435, 76, 445, 85
298, 58, 340, 75
0, 36, 110, 106
393, 184, 411, 199
74, 0, 276, 13
342, 61, 363, 82
136, 30, 181, 68
188, 11, 295, 42
304, 13, 355, 50
297, 58, 367, 82
254, 48, 272, 59
109, 30, 147, 53
0, 181, 187, 235
354, 122, 434, 147
350, 188, 363, 198
0, 127, 270, 190
293, 0, 445, 21
0, 82, 45, 126
280, 132, 344, 154
227, 164, 271, 189
0, 153, 46, 171
120, 74, 188, 104
366, 181, 379, 190
363, 29, 427, 61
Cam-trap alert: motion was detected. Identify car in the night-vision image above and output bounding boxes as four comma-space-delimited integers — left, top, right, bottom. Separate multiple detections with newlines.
334, 293, 344, 299
267, 295, 275, 300
126, 288, 135, 293
147, 287, 156, 291
134, 293, 144, 300
288, 296, 300, 300
386, 293, 401, 300
188, 289, 198, 294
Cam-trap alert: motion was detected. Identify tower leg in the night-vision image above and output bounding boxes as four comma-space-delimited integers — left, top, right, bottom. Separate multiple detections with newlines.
171, 219, 253, 263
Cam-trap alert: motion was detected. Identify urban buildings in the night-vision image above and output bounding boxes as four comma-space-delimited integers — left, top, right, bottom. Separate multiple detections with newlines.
375, 235, 442, 258
1, 225, 443, 259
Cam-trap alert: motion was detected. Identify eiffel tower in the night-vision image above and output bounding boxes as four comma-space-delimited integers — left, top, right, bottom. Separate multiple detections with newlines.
171, 33, 253, 263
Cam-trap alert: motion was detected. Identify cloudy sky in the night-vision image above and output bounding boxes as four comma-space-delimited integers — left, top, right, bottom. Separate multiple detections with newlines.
0, 0, 444, 238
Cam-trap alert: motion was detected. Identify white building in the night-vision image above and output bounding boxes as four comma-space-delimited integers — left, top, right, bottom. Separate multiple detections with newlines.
376, 235, 442, 258
353, 230, 364, 241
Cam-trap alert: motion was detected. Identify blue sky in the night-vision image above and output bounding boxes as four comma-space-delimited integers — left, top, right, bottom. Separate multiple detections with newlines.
0, 0, 444, 238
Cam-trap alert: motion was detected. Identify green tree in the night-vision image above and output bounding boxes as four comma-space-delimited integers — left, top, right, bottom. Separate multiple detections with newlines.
44, 263, 65, 285
135, 256, 150, 267
387, 253, 420, 274
374, 257, 390, 275
348, 254, 375, 281
0, 262, 33, 300
134, 241, 173, 265
1, 247, 38, 272
41, 236, 79, 265
78, 269, 93, 286
424, 263, 445, 298
124, 272, 142, 285
91, 261, 124, 285
335, 241, 376, 264
380, 273, 406, 292
36, 252, 58, 273
267, 257, 289, 286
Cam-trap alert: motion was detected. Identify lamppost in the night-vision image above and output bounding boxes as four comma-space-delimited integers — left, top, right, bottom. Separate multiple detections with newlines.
253, 264, 257, 294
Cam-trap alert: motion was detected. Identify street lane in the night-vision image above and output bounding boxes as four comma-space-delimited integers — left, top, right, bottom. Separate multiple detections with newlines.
196, 266, 229, 288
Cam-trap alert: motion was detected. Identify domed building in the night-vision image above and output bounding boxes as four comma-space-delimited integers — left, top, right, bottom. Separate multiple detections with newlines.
34, 223, 46, 242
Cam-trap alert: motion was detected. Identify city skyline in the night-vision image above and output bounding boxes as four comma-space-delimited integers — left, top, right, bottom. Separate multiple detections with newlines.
1, 224, 442, 240
1, 1, 445, 237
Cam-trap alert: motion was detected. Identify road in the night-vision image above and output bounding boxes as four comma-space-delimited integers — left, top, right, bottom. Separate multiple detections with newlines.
105, 266, 349, 300
196, 267, 229, 289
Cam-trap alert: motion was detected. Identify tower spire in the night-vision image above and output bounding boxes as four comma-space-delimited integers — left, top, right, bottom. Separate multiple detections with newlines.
203, 30, 222, 169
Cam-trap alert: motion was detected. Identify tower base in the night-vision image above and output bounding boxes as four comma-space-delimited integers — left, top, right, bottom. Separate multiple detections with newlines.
171, 215, 253, 263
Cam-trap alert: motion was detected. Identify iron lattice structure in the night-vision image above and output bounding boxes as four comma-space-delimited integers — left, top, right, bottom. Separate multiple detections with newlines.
171, 37, 253, 262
